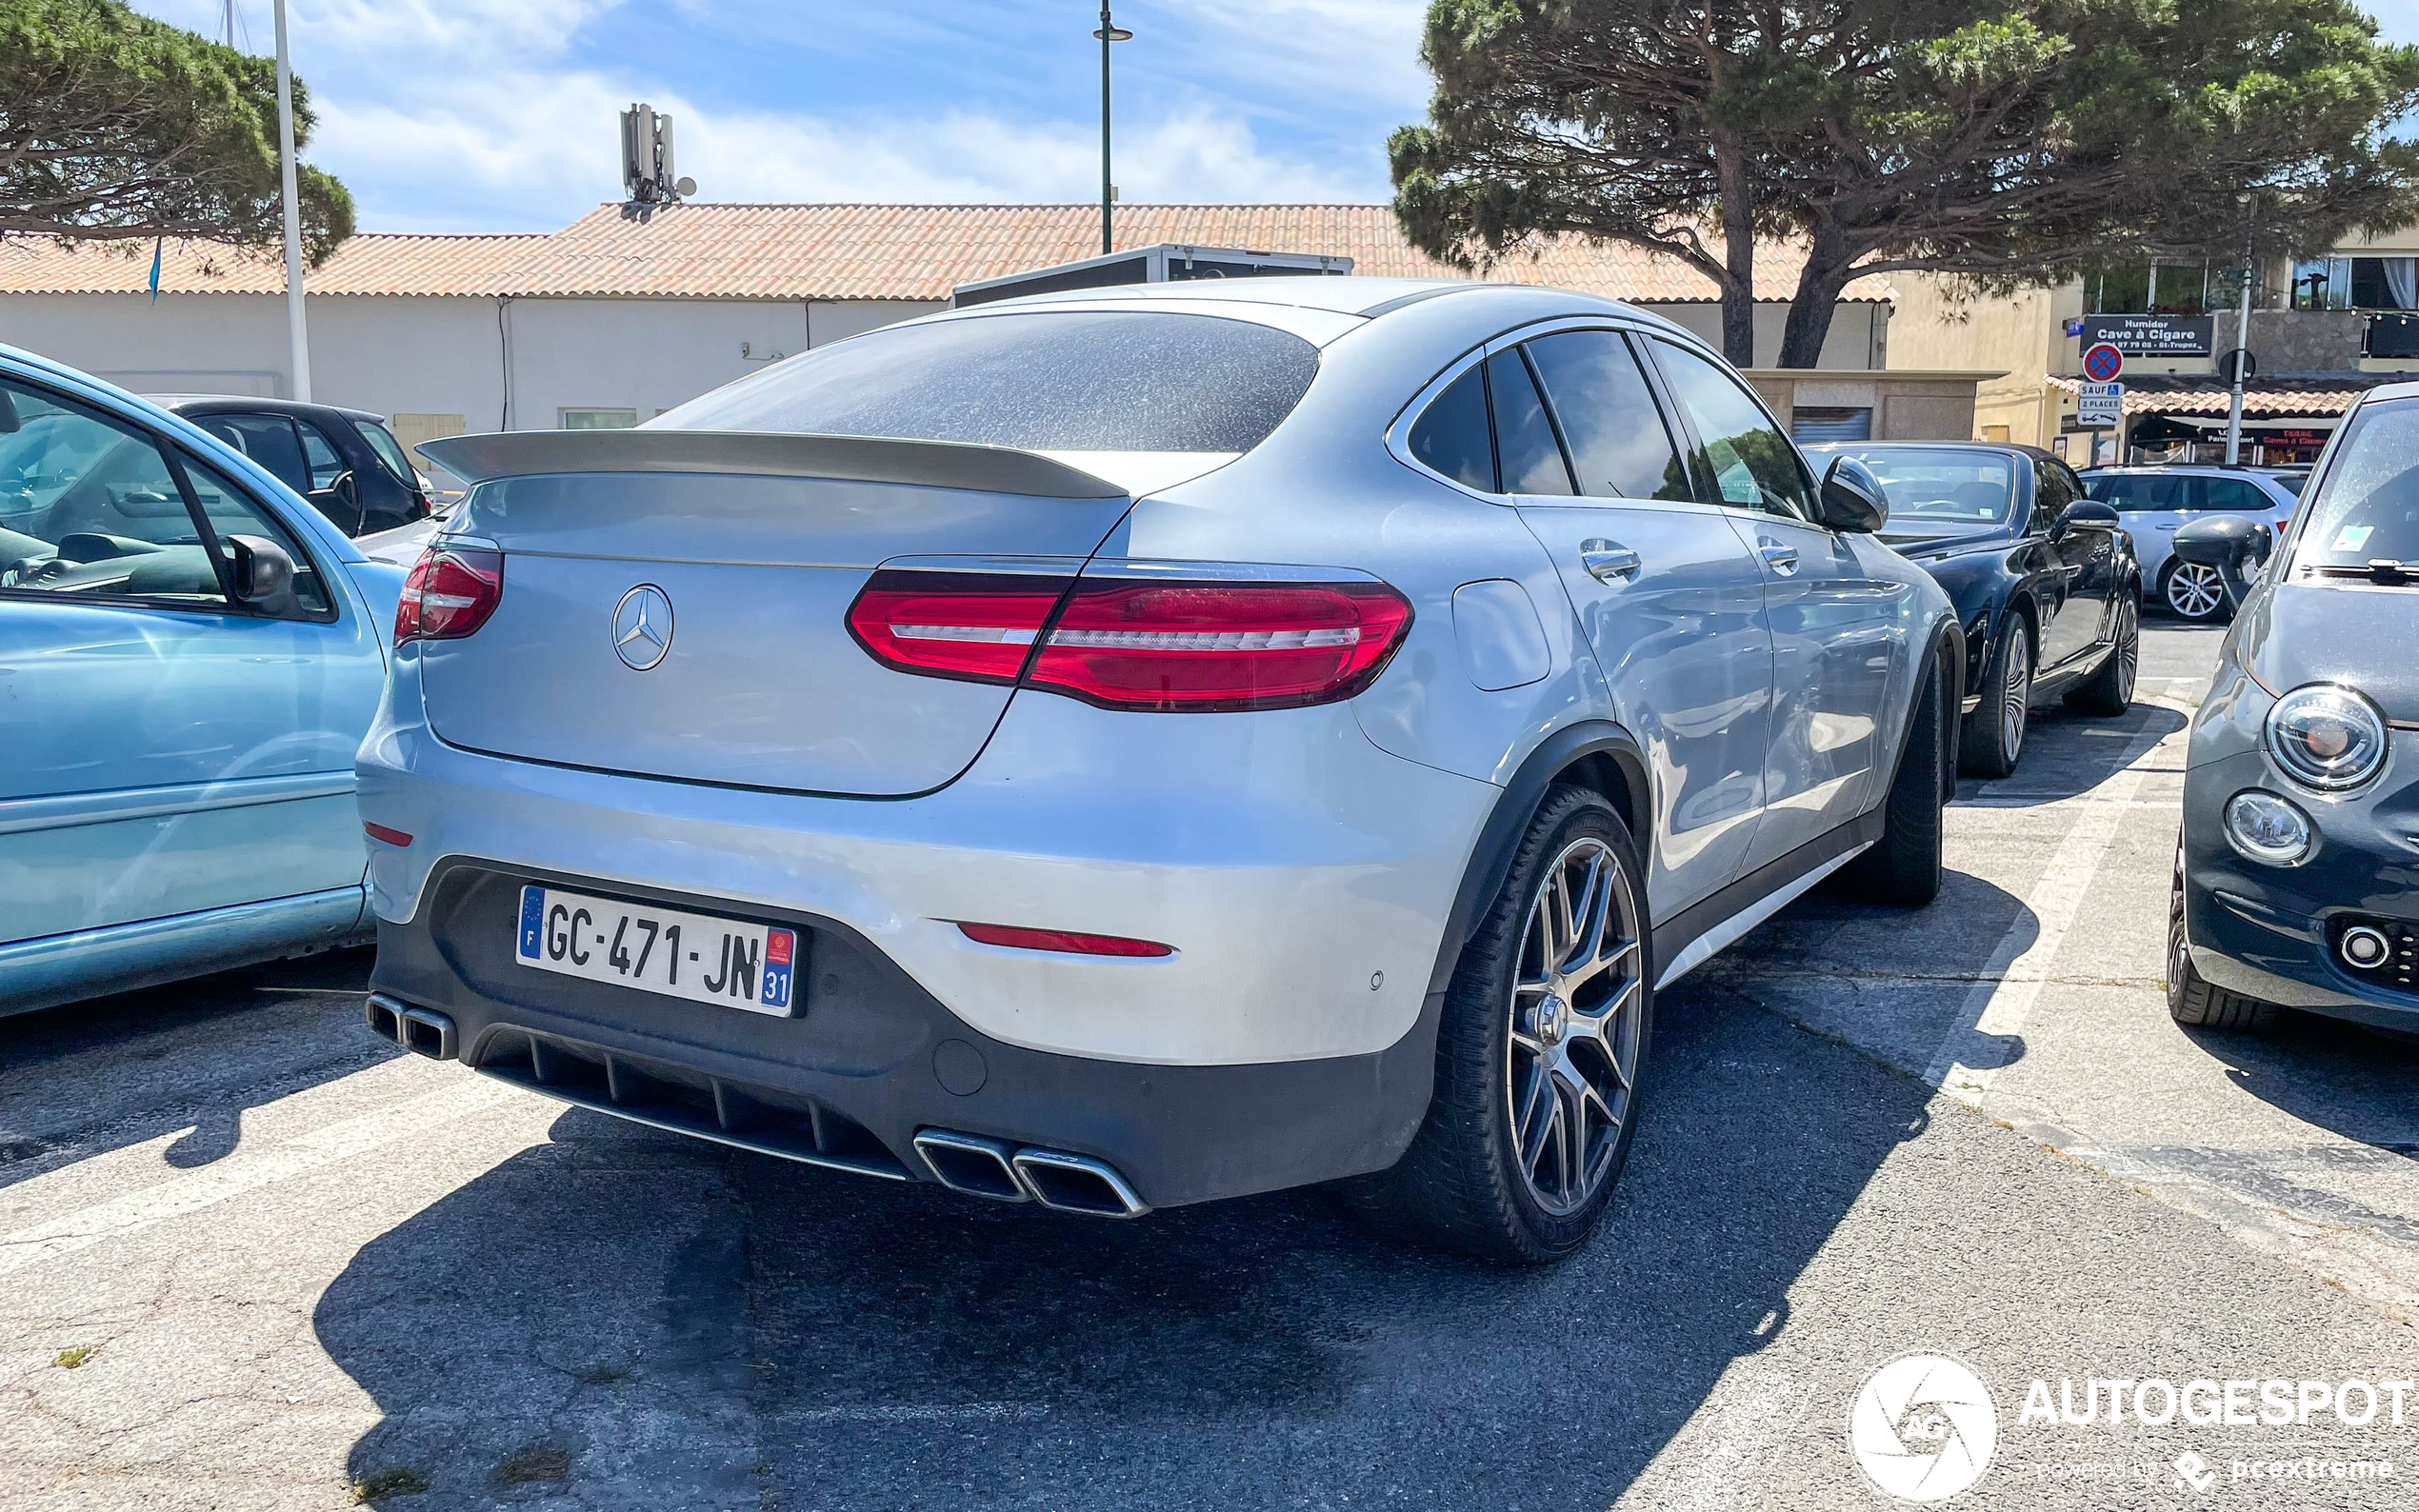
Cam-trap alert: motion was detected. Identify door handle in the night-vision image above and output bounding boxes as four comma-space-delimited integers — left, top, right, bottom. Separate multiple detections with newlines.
1757, 540, 1800, 576
1579, 540, 1642, 582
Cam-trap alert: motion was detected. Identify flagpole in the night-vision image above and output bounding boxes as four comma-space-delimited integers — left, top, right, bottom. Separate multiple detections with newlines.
272, 0, 310, 402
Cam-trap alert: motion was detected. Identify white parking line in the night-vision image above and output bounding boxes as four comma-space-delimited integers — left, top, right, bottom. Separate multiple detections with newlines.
0, 1078, 519, 1277
1923, 718, 2188, 1106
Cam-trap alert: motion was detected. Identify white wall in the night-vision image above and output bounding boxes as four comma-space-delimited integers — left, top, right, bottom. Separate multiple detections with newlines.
0, 292, 940, 437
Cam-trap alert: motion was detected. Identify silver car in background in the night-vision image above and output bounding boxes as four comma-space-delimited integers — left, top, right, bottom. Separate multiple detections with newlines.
2082, 465, 2301, 622
357, 278, 1961, 1262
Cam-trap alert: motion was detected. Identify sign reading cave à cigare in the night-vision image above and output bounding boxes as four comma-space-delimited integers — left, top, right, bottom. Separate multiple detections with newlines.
2080, 314, 2214, 356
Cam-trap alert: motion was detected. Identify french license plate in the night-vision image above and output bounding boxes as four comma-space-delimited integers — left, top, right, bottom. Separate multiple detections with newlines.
515, 885, 797, 1016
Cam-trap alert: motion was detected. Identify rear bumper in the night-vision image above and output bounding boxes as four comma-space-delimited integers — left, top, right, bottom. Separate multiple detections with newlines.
358, 653, 1497, 1066
367, 859, 1444, 1208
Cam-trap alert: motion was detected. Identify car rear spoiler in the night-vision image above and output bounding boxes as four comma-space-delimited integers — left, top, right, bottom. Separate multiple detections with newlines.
413, 428, 1131, 501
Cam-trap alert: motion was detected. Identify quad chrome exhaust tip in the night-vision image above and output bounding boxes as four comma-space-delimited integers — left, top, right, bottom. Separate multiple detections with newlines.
912, 1128, 1149, 1219
365, 992, 457, 1061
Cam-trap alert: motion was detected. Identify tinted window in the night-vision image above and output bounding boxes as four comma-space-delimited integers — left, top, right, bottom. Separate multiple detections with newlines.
0, 378, 227, 606
2032, 454, 2078, 530
1409, 364, 1495, 491
296, 419, 349, 489
197, 414, 310, 494
2087, 473, 2189, 512
1485, 350, 1574, 495
2289, 398, 2419, 569
1827, 448, 2016, 533
1652, 341, 1814, 519
657, 310, 1320, 453
2201, 477, 2269, 513
352, 418, 415, 484
1523, 330, 1690, 501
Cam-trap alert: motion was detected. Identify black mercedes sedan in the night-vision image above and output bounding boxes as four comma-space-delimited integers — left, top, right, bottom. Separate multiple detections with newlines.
1806, 441, 2141, 775
2170, 380, 2419, 1033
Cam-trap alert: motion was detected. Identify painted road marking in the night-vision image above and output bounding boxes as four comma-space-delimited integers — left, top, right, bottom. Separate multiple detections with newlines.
0, 1078, 519, 1277
1923, 717, 2188, 1105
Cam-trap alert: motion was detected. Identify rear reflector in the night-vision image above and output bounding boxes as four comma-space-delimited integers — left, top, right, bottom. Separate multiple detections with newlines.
1028, 578, 1412, 711
395, 546, 504, 646
846, 569, 1074, 683
956, 922, 1173, 957
364, 822, 413, 846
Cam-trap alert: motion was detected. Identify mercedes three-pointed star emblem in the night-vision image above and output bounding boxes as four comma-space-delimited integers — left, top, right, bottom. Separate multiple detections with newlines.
610, 584, 674, 670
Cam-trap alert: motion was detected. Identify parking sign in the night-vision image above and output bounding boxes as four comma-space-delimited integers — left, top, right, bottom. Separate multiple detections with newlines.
2082, 343, 2125, 383
2078, 381, 2123, 427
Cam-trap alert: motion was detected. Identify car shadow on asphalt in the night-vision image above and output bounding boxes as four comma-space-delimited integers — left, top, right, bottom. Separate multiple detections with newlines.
2204, 1011, 2419, 1160
312, 976, 1939, 1510
1947, 700, 2189, 810
0, 945, 394, 1188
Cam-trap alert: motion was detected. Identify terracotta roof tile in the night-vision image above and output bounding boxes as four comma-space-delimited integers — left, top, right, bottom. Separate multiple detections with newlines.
0, 204, 1890, 306
2047, 373, 2389, 416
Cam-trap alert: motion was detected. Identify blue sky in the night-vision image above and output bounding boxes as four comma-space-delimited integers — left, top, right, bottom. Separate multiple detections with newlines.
131, 1, 1432, 233
131, 1, 2419, 237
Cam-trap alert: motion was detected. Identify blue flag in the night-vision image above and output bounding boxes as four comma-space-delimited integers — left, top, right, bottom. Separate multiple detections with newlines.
148, 236, 163, 303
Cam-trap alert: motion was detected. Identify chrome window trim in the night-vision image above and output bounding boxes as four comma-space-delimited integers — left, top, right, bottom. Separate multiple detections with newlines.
1381, 315, 1789, 529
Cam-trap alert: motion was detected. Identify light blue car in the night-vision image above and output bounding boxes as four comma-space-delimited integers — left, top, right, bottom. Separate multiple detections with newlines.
0, 345, 405, 1016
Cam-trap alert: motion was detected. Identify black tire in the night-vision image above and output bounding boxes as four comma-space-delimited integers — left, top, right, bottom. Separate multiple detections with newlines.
2066, 592, 2138, 717
2166, 852, 2276, 1030
1841, 651, 1949, 906
2157, 557, 2230, 624
1347, 785, 1651, 1264
1958, 614, 2029, 778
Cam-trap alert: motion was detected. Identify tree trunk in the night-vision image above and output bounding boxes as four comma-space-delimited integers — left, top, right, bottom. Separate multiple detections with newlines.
1712, 129, 1757, 366
1778, 221, 1854, 368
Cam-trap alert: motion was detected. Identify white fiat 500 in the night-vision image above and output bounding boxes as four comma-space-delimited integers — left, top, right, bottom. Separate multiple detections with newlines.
360, 279, 1960, 1262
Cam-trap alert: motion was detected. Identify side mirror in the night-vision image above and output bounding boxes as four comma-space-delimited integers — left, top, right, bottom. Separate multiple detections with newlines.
1817, 455, 1887, 533
2053, 499, 2119, 536
226, 533, 301, 617
2171, 514, 2272, 611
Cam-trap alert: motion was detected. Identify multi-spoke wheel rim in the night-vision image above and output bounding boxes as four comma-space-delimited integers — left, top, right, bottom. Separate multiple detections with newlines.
2000, 630, 2030, 762
2168, 563, 2224, 619
1507, 836, 1644, 1216
2114, 600, 2139, 702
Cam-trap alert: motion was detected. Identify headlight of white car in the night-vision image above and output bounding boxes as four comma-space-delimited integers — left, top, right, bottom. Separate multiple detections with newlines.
2264, 684, 2389, 790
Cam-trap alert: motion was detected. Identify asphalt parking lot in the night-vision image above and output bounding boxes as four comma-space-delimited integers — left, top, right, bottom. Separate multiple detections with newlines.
5, 622, 2415, 1512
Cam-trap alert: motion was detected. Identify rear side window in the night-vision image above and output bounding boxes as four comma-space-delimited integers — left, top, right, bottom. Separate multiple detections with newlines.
352, 418, 415, 484
2089, 473, 2188, 512
655, 310, 1320, 453
1409, 365, 1495, 491
196, 414, 310, 495
1523, 330, 1690, 501
1484, 351, 1575, 495
2201, 477, 2269, 513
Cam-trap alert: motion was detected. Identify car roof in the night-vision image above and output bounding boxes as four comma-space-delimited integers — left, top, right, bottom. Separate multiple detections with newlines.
148, 393, 387, 425
1803, 439, 2048, 463
947, 273, 1695, 335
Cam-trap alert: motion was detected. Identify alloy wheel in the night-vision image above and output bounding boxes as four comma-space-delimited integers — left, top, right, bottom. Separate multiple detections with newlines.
2113, 599, 2139, 703
2000, 629, 2031, 765
2166, 562, 2226, 620
1507, 836, 1644, 1216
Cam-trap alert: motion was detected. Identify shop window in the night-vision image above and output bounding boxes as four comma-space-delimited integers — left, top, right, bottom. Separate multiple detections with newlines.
2291, 257, 2351, 310
2349, 258, 2419, 311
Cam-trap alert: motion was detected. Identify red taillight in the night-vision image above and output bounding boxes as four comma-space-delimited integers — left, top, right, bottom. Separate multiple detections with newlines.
956, 921, 1173, 957
1028, 578, 1413, 711
395, 546, 504, 646
845, 567, 1414, 711
846, 569, 1074, 683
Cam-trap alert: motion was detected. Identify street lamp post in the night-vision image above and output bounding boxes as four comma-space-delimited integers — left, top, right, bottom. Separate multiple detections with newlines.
1094, 7, 1131, 256
272, 0, 310, 402
2225, 193, 2256, 466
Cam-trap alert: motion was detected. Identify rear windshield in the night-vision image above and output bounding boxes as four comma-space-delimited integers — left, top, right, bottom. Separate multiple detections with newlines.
652, 309, 1319, 452
2289, 398, 2419, 571
1829, 447, 2016, 533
